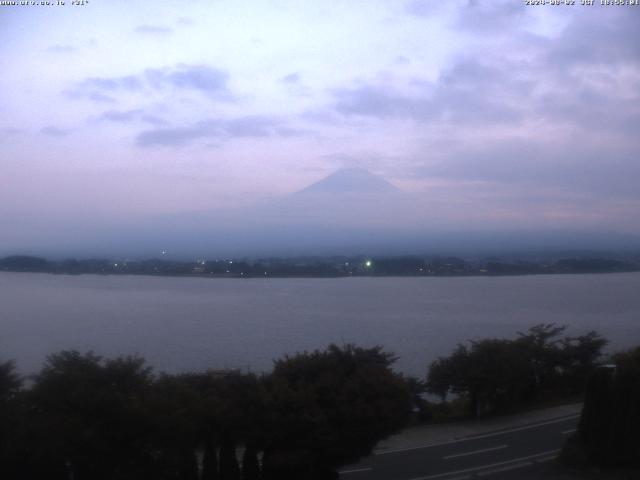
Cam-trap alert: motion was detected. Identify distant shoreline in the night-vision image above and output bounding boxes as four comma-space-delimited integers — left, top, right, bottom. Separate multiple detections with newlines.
2, 254, 639, 279
2, 270, 640, 280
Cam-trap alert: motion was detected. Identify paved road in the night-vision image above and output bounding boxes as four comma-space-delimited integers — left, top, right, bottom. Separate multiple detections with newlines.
339, 413, 579, 480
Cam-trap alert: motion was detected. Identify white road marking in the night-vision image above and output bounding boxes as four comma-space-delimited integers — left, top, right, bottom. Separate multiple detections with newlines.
562, 429, 577, 435
443, 444, 508, 460
407, 449, 561, 480
339, 467, 373, 475
377, 415, 579, 455
535, 455, 558, 463
477, 461, 532, 476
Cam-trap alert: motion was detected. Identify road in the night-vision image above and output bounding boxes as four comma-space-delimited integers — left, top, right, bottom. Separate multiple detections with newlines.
339, 413, 579, 480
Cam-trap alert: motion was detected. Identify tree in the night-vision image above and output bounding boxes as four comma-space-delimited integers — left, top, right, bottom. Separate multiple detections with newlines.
0, 360, 23, 479
0, 360, 20, 402
261, 344, 412, 479
576, 346, 640, 467
427, 340, 531, 416
25, 351, 155, 480
147, 373, 202, 479
0, 255, 48, 272
241, 443, 260, 480
177, 370, 266, 480
559, 331, 608, 394
427, 325, 607, 417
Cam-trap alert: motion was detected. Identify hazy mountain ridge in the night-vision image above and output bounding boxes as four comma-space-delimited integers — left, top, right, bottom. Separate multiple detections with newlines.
293, 168, 401, 196
4, 169, 640, 259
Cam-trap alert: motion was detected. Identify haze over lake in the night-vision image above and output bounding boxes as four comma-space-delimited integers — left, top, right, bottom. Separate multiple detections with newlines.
2, 272, 639, 377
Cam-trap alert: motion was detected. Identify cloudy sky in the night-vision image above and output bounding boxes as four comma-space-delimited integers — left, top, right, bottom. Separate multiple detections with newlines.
1, 0, 639, 254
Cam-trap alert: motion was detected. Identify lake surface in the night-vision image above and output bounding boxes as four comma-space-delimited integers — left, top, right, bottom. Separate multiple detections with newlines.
1, 272, 639, 377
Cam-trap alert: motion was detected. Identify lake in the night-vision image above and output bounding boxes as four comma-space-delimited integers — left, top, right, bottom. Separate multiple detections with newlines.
1, 272, 639, 377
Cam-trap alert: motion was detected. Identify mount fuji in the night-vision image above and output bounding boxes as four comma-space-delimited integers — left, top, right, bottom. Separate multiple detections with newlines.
293, 167, 400, 196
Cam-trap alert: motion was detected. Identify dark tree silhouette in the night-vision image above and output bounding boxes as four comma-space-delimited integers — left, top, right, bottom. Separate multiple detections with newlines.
219, 436, 241, 480
427, 325, 607, 416
147, 373, 202, 479
24, 351, 156, 480
576, 346, 640, 467
427, 340, 531, 416
559, 331, 608, 393
2, 344, 416, 478
0, 360, 20, 401
202, 438, 220, 480
241, 442, 261, 480
0, 360, 23, 478
261, 344, 412, 479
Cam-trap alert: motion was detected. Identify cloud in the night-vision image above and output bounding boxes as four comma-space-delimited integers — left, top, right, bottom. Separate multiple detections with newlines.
136, 120, 221, 147
320, 152, 390, 172
334, 85, 435, 120
98, 109, 169, 126
140, 114, 169, 126
99, 109, 143, 122
134, 25, 174, 35
70, 64, 230, 103
2, 128, 23, 135
404, 0, 444, 18
46, 44, 76, 53
412, 139, 640, 200
275, 126, 311, 137
332, 5, 640, 133
327, 4, 640, 207
545, 11, 640, 68
144, 64, 229, 94
176, 17, 194, 26
87, 92, 117, 103
455, 0, 525, 33
225, 116, 277, 137
41, 126, 70, 137
80, 75, 143, 92
136, 115, 304, 147
281, 73, 301, 84
333, 59, 525, 125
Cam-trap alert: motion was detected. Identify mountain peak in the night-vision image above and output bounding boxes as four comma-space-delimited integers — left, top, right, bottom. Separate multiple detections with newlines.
295, 168, 400, 195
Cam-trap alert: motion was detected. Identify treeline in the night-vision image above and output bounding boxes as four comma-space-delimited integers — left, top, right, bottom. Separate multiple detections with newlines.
0, 325, 617, 478
425, 324, 608, 417
1, 254, 639, 277
563, 346, 640, 470
424, 329, 640, 471
0, 345, 412, 480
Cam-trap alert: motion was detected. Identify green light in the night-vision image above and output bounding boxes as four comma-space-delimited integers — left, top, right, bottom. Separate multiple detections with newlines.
365, 260, 372, 267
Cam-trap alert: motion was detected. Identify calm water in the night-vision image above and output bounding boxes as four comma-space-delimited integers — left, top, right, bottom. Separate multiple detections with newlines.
1, 272, 639, 376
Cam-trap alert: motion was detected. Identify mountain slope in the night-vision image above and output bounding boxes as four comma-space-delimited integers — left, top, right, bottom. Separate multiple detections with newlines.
294, 168, 400, 196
